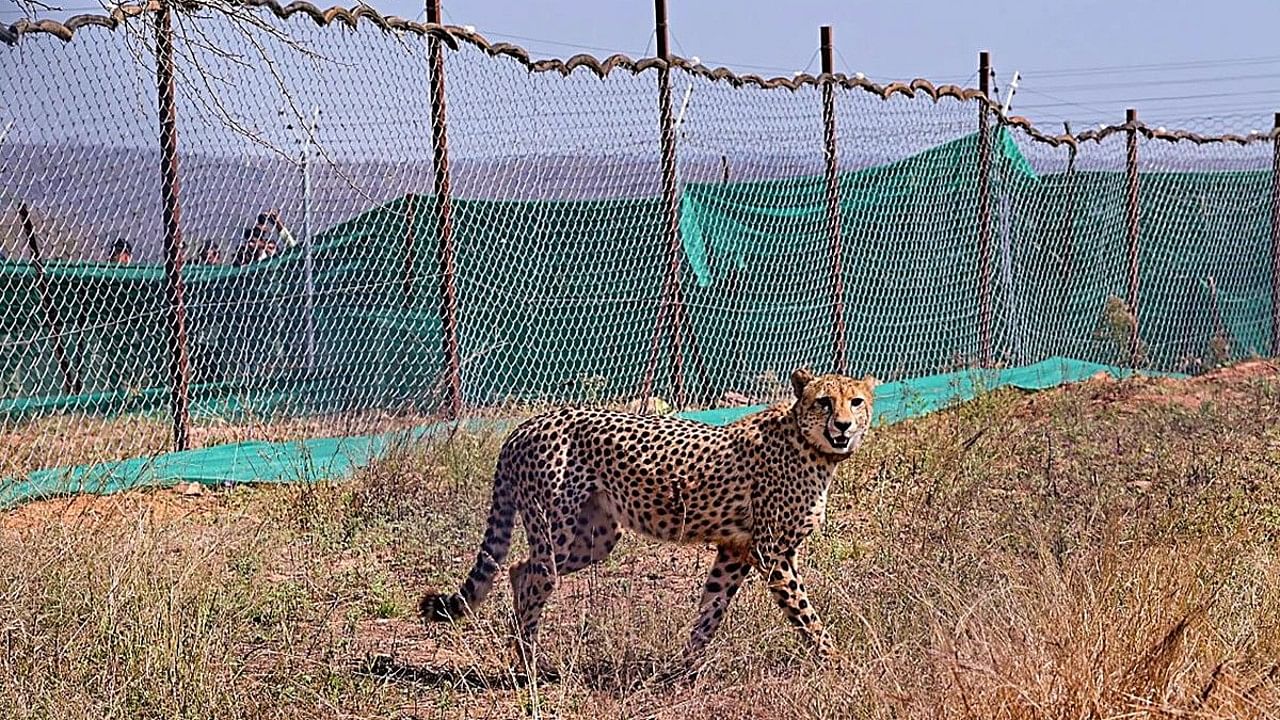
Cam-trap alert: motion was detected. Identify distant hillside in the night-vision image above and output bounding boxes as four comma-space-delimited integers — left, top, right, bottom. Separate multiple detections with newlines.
0, 141, 831, 263
1, 133, 1268, 264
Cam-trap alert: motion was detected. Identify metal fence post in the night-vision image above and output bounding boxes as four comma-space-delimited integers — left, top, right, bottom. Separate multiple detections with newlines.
19, 203, 80, 395
723, 156, 746, 385
1271, 112, 1280, 356
820, 25, 846, 375
300, 106, 318, 374
977, 50, 994, 368
1124, 107, 1142, 367
154, 0, 192, 451
640, 0, 685, 410
427, 0, 463, 417
1057, 121, 1078, 343
1062, 122, 1076, 288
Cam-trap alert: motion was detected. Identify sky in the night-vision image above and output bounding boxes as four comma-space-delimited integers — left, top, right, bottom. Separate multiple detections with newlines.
389, 0, 1280, 134
6, 0, 1278, 133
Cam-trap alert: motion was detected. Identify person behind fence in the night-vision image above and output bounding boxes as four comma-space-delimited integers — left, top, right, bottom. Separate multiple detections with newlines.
232, 209, 297, 265
107, 238, 132, 264
231, 226, 262, 266
198, 239, 222, 265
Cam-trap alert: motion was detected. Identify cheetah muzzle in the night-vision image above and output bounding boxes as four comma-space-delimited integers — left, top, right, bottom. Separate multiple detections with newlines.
417, 367, 878, 673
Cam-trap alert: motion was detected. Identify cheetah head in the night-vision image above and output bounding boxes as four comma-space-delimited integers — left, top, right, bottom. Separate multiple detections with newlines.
789, 368, 877, 457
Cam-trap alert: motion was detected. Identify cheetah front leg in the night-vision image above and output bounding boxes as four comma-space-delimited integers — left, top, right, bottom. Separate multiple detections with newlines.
680, 546, 752, 667
755, 545, 835, 659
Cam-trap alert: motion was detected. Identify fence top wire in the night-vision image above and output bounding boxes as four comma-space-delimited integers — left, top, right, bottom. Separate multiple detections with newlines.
2, 0, 1278, 151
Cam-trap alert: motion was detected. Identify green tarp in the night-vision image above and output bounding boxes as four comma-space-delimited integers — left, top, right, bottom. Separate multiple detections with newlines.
1, 357, 1181, 508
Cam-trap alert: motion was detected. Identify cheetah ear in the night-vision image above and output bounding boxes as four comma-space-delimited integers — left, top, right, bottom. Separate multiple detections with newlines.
791, 368, 815, 398
864, 375, 880, 390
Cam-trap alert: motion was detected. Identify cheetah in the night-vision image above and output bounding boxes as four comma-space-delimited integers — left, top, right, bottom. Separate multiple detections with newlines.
419, 368, 877, 671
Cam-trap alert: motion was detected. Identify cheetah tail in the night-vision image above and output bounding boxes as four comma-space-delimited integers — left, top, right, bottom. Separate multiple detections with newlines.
419, 468, 516, 623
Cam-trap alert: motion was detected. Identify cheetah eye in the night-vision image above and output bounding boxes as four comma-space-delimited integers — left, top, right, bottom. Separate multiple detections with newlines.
851, 397, 864, 408
816, 397, 833, 411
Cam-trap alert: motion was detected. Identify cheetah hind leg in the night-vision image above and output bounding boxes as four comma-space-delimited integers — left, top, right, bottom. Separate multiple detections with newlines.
507, 493, 619, 680
508, 557, 558, 681
506, 493, 565, 680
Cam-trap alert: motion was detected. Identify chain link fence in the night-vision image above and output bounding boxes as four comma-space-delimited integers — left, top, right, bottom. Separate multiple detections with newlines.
2, 1, 1277, 484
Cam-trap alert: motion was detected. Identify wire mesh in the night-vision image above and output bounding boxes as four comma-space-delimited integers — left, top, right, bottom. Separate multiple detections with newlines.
675, 68, 828, 405
169, 13, 445, 423
835, 90, 982, 379
1000, 129, 1132, 367
1137, 131, 1273, 372
1, 6, 1278, 486
1, 23, 175, 478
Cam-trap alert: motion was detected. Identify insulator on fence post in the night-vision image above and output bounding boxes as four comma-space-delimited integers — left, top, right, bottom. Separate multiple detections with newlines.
427, 0, 463, 418
640, 0, 685, 411
977, 50, 994, 368
1271, 112, 1280, 357
820, 25, 846, 375
153, 0, 192, 452
1125, 107, 1142, 367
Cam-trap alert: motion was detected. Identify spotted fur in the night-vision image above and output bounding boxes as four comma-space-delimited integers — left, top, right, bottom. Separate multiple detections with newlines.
419, 368, 877, 670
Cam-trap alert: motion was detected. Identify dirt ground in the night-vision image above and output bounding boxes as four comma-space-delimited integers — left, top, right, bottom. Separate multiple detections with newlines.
3, 360, 1279, 719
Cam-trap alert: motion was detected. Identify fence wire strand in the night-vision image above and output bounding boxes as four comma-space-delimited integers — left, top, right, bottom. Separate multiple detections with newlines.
1, 6, 1278, 481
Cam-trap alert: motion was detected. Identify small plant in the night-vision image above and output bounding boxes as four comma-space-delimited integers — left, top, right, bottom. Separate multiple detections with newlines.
752, 369, 789, 404
365, 574, 403, 619
1096, 294, 1148, 367
576, 373, 609, 404
248, 579, 309, 626
1208, 329, 1232, 368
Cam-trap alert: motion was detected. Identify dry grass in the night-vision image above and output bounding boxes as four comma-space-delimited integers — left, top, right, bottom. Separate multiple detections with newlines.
2, 362, 1279, 719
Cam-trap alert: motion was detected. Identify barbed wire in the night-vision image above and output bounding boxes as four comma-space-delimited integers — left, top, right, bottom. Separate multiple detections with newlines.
4, 0, 1279, 148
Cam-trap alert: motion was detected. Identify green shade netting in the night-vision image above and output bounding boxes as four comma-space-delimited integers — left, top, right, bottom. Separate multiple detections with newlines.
4, 129, 1266, 421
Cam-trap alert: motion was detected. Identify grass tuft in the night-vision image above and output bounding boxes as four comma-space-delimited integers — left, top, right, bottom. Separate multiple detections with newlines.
2, 361, 1278, 718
